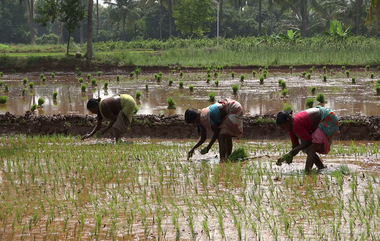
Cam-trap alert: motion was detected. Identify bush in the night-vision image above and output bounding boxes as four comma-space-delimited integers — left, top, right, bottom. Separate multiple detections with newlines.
81, 84, 87, 92
306, 98, 314, 108
311, 86, 316, 94
31, 104, 37, 112
189, 85, 194, 92
169, 79, 173, 86
0, 96, 8, 104
53, 91, 58, 99
282, 89, 288, 97
29, 82, 34, 88
38, 97, 45, 107
35, 33, 59, 45
167, 97, 176, 109
136, 91, 142, 100
179, 81, 184, 88
209, 92, 216, 102
316, 93, 325, 103
240, 75, 245, 81
232, 84, 239, 94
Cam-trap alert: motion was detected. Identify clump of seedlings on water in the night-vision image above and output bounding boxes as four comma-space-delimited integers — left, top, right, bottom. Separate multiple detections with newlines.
209, 93, 216, 102
4, 84, 9, 92
240, 75, 245, 81
136, 91, 142, 100
311, 86, 316, 94
53, 91, 58, 99
346, 70, 350, 77
231, 72, 235, 78
282, 88, 288, 97
87, 74, 91, 80
352, 77, 356, 84
78, 78, 84, 83
179, 81, 184, 88
371, 73, 374, 79
130, 71, 135, 78
169, 79, 173, 86
189, 85, 194, 92
117, 75, 120, 81
167, 97, 176, 109
323, 75, 327, 82
316, 93, 326, 103
366, 65, 370, 71
91, 79, 97, 86
0, 95, 8, 104
232, 84, 239, 95
104, 81, 109, 89
38, 97, 45, 107
260, 76, 264, 84
29, 82, 34, 89
215, 80, 219, 86
23, 78, 28, 85
252, 70, 257, 77
31, 103, 37, 112
306, 98, 314, 108
81, 84, 87, 92
98, 71, 102, 76
289, 66, 293, 73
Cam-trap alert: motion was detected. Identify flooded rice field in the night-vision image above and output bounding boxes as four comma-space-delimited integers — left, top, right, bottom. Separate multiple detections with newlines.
1, 136, 380, 240
0, 68, 380, 117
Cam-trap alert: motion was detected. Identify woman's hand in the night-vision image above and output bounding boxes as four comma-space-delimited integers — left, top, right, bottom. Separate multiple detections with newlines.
200, 147, 209, 155
188, 149, 195, 160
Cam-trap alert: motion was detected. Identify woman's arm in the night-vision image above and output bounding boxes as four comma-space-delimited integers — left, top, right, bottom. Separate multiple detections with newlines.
290, 139, 312, 156
188, 128, 207, 158
205, 125, 220, 152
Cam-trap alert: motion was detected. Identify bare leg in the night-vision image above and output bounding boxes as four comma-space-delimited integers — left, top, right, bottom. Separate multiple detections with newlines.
226, 135, 233, 157
218, 134, 227, 161
305, 143, 323, 173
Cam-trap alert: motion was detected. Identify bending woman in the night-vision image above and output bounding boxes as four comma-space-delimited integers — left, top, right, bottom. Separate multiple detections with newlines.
185, 99, 243, 160
276, 106, 339, 172
82, 94, 136, 142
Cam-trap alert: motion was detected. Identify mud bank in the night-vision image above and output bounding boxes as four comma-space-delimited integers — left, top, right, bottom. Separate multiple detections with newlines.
0, 112, 379, 140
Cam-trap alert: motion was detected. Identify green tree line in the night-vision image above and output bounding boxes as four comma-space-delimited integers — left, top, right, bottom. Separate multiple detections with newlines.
1, 0, 380, 49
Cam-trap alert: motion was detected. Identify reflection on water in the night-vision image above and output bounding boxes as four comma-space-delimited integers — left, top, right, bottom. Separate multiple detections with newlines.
0, 72, 379, 116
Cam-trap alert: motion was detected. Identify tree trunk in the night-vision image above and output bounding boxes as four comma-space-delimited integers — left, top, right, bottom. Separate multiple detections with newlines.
259, 0, 262, 34
355, 0, 361, 35
168, 0, 172, 38
96, 0, 99, 41
67, 32, 71, 56
219, 0, 223, 37
300, 0, 307, 37
60, 22, 64, 44
159, 0, 163, 40
27, 0, 35, 44
80, 20, 84, 47
87, 0, 93, 60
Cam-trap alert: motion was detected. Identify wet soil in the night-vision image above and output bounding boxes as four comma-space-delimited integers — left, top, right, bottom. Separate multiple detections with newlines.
1, 112, 379, 140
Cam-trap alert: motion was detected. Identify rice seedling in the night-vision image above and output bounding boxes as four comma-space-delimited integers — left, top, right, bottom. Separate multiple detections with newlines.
306, 98, 314, 108
135, 67, 141, 76
78, 78, 84, 83
189, 85, 194, 92
87, 74, 91, 80
40, 74, 44, 79
31, 103, 37, 112
289, 66, 293, 73
77, 71, 82, 76
145, 84, 148, 91
167, 97, 176, 109
104, 81, 109, 89
302, 71, 307, 77
282, 88, 288, 97
259, 67, 262, 72
260, 76, 264, 84
42, 76, 46, 83
172, 69, 176, 74
253, 70, 257, 77
29, 82, 34, 88
81, 84, 87, 92
371, 73, 374, 78
98, 71, 102, 76
0, 71, 3, 77
331, 69, 334, 75
0, 81, 3, 86
214, 72, 218, 78
91, 79, 97, 86
206, 77, 211, 83
51, 72, 55, 78
11, 69, 16, 74
352, 77, 356, 84
263, 72, 267, 78
366, 65, 370, 71
75, 67, 79, 72
117, 75, 120, 81
23, 78, 28, 85
209, 92, 216, 102
346, 70, 350, 77
316, 93, 325, 103
207, 73, 211, 78
4, 84, 9, 92
38, 97, 45, 107
376, 86, 380, 95
53, 91, 58, 99
307, 73, 311, 79
169, 79, 173, 86
341, 66, 345, 71
215, 80, 219, 86
136, 91, 142, 100
22, 88, 26, 96
281, 81, 286, 89
179, 81, 184, 88
231, 72, 235, 78
232, 84, 239, 94
180, 71, 184, 77
283, 103, 292, 111
0, 95, 8, 104
311, 86, 316, 94
323, 75, 327, 82
309, 67, 313, 73
240, 75, 245, 81
157, 75, 162, 82
130, 71, 135, 78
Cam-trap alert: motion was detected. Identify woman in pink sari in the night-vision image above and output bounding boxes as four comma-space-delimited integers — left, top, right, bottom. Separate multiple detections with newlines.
185, 99, 243, 161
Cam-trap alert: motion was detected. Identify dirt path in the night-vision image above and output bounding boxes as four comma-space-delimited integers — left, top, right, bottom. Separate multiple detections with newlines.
1, 112, 379, 140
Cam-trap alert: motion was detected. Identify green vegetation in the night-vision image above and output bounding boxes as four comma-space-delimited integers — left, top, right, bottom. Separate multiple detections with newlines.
136, 91, 142, 100
240, 75, 245, 81
180, 71, 184, 78
31, 103, 37, 112
117, 75, 120, 81
81, 84, 87, 92
376, 86, 380, 95
215, 80, 219, 86
53, 91, 58, 99
98, 71, 102, 76
206, 77, 211, 83
167, 97, 176, 109
78, 78, 84, 83
4, 84, 9, 92
323, 75, 327, 82
189, 85, 194, 92
282, 89, 288, 97
22, 88, 26, 96
371, 73, 374, 78
0, 81, 3, 86
0, 95, 8, 104
104, 81, 109, 89
346, 70, 350, 77
179, 81, 184, 88
130, 72, 135, 78
228, 148, 249, 162
169, 79, 174, 86
232, 84, 239, 94
366, 65, 370, 71
281, 81, 286, 90
38, 97, 45, 107
91, 79, 96, 86
145, 84, 149, 91
29, 82, 34, 88
311, 86, 316, 94
87, 74, 92, 80
307, 73, 311, 79
306, 98, 314, 108
23, 78, 28, 85
283, 103, 292, 111
278, 79, 284, 86
323, 66, 327, 73
260, 76, 264, 84
352, 77, 356, 84
289, 66, 293, 73
231, 72, 235, 78
209, 92, 216, 102
51, 72, 55, 78
252, 70, 256, 77
316, 93, 326, 103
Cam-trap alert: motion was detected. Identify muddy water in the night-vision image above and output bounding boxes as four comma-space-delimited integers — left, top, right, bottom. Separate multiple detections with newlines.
0, 71, 379, 117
